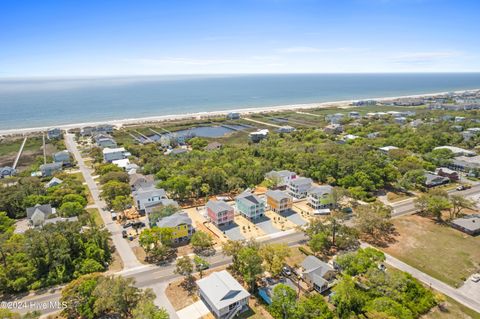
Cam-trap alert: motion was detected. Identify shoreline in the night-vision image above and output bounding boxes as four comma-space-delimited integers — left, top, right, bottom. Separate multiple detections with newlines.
1, 88, 479, 136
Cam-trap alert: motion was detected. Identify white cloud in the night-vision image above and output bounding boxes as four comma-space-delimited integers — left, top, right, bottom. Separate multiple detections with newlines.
390, 51, 462, 64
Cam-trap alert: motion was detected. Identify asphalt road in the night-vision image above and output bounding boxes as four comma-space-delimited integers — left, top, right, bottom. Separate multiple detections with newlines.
65, 133, 142, 270
5, 229, 307, 316
391, 184, 480, 217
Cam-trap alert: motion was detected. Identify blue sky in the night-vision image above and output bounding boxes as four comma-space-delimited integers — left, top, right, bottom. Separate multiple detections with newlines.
1, 0, 479, 77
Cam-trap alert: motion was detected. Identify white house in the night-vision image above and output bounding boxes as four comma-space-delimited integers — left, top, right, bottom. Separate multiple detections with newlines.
288, 177, 312, 199
197, 270, 250, 319
265, 170, 297, 188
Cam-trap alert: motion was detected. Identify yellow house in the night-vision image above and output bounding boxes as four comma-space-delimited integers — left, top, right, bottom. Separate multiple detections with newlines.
266, 190, 293, 213
157, 212, 194, 243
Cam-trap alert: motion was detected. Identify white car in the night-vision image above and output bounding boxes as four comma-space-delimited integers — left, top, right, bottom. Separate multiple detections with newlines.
471, 274, 480, 283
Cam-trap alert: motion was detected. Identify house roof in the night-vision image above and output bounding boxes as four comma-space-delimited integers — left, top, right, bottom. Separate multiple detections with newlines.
301, 256, 333, 277
157, 212, 192, 228
45, 177, 63, 188
103, 147, 126, 154
40, 162, 63, 171
424, 173, 449, 185
204, 142, 223, 151
289, 177, 312, 187
379, 146, 399, 152
0, 166, 16, 176
434, 146, 476, 156
451, 214, 480, 232
206, 200, 233, 214
133, 186, 167, 202
129, 174, 155, 188
266, 190, 291, 202
54, 150, 69, 158
266, 170, 296, 180
26, 204, 54, 220
196, 270, 250, 310
145, 199, 179, 214
235, 191, 263, 206
308, 185, 333, 196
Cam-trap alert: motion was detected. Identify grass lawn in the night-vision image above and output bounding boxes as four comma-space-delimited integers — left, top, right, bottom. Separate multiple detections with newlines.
237, 298, 274, 319
286, 246, 310, 268
386, 191, 412, 203
86, 208, 104, 226
382, 215, 480, 287
424, 296, 480, 319
0, 136, 44, 156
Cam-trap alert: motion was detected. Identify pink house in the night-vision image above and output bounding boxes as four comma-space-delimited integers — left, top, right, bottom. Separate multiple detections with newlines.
206, 200, 234, 227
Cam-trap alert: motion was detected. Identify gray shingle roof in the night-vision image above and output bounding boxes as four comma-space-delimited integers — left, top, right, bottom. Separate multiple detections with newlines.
301, 256, 333, 277
197, 270, 250, 310
308, 185, 333, 196
266, 190, 291, 202
26, 204, 53, 220
157, 212, 192, 228
206, 200, 233, 214
451, 214, 480, 232
289, 177, 312, 187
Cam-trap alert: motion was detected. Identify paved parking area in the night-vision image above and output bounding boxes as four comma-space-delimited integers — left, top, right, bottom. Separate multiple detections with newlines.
279, 210, 307, 226
458, 275, 480, 302
219, 222, 245, 240
253, 216, 279, 234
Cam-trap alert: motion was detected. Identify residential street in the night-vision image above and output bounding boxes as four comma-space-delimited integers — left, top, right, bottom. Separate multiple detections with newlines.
390, 184, 480, 217
361, 243, 480, 313
9, 134, 480, 317
9, 225, 307, 317
65, 133, 142, 270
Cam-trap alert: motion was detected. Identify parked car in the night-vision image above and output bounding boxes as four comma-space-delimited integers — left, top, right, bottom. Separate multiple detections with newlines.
282, 266, 292, 276
456, 184, 472, 191
122, 230, 128, 238
123, 222, 132, 229
471, 274, 480, 283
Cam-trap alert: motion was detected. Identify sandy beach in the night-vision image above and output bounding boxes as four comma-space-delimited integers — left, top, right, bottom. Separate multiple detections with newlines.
0, 88, 478, 136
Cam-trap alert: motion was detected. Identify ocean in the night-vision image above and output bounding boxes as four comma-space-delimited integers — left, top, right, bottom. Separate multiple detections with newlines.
1, 73, 480, 130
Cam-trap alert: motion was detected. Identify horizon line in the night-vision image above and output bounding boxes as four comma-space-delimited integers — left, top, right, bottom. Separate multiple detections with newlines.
2, 71, 480, 81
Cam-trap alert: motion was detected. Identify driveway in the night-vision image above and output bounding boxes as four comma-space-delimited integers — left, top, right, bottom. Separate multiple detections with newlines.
253, 215, 278, 234
177, 300, 210, 319
65, 133, 142, 270
279, 209, 307, 226
219, 222, 245, 240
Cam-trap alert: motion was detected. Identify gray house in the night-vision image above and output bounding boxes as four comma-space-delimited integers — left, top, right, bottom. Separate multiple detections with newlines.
94, 134, 117, 148
26, 204, 56, 227
40, 162, 63, 177
287, 177, 312, 199
129, 173, 155, 191
424, 172, 450, 187
53, 150, 71, 165
301, 256, 336, 293
133, 185, 168, 213
0, 166, 16, 178
197, 270, 250, 319
45, 177, 63, 188
47, 128, 62, 140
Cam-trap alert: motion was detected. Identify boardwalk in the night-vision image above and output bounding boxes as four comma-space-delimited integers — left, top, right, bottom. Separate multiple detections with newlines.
12, 136, 27, 169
